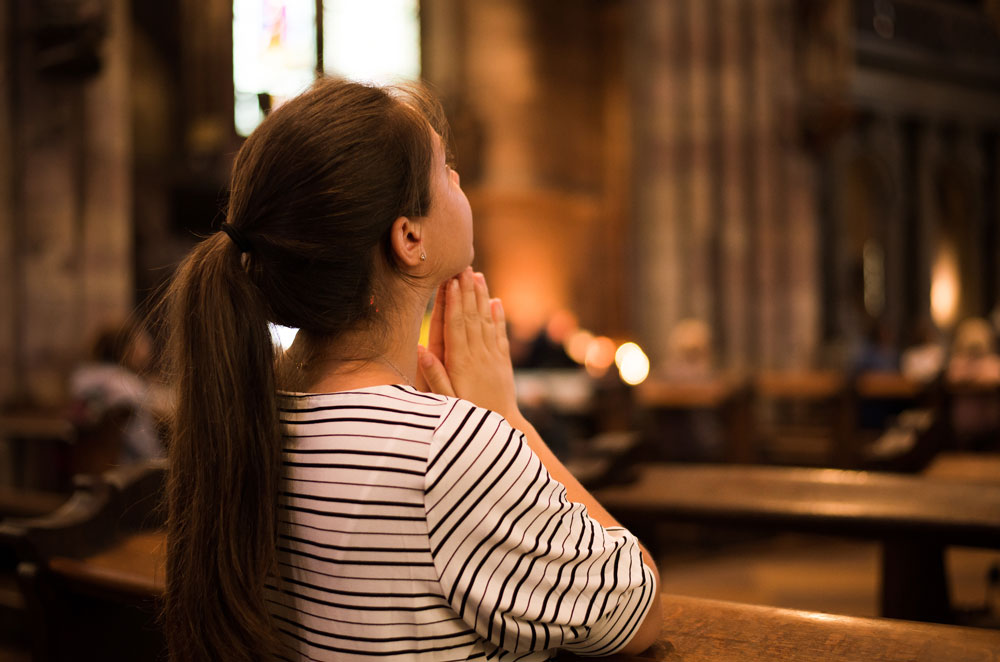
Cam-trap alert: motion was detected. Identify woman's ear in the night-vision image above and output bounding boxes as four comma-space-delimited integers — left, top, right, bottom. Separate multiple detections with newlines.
390, 216, 426, 269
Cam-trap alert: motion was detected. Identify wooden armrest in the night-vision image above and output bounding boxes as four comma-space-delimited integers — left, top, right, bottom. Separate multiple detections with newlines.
637, 380, 735, 408
922, 452, 1000, 484
756, 371, 845, 399
855, 372, 924, 399
0, 488, 67, 519
562, 594, 1000, 661
47, 531, 165, 599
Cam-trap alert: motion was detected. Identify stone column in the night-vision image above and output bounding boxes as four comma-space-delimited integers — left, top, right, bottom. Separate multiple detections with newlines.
0, 2, 15, 400
718, 0, 751, 371
630, 0, 684, 363
8, 0, 132, 405
750, 0, 782, 369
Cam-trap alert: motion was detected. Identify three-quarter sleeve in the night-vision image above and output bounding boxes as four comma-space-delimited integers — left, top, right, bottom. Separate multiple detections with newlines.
423, 400, 656, 657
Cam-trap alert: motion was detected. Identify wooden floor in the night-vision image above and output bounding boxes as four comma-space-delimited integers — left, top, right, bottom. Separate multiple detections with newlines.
657, 532, 1000, 626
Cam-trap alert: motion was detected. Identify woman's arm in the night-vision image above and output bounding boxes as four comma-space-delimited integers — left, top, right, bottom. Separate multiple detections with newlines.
505, 413, 663, 655
418, 268, 663, 654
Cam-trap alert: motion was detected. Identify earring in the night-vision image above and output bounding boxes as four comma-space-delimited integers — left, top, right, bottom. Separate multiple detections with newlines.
420, 252, 426, 261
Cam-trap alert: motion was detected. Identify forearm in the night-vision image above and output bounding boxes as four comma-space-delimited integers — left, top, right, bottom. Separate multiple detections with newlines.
508, 414, 661, 586
508, 414, 664, 654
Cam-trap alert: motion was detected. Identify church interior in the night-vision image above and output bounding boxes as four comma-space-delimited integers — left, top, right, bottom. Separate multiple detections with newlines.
1, 0, 1000, 660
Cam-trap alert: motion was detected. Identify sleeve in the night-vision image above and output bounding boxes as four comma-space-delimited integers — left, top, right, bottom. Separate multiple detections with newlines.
423, 399, 656, 656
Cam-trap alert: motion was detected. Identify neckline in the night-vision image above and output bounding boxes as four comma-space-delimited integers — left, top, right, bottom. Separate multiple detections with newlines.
277, 383, 415, 398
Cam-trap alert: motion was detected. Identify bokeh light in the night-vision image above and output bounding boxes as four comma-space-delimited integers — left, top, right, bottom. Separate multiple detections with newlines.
565, 329, 594, 365
615, 342, 650, 385
584, 336, 617, 377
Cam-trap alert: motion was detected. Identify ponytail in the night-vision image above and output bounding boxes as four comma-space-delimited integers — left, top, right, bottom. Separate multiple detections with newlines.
160, 77, 450, 660
163, 233, 283, 661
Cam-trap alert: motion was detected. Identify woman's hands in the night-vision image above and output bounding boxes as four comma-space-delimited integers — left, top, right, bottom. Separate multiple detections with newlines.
417, 268, 520, 421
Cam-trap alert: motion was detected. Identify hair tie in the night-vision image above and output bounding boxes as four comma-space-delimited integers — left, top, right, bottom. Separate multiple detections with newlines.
220, 222, 252, 254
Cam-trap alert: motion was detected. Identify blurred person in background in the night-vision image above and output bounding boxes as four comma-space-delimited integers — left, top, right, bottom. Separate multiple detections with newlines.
69, 318, 171, 463
946, 317, 1000, 450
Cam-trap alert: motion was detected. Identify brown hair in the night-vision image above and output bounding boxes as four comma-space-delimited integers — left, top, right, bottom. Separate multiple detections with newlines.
162, 79, 448, 661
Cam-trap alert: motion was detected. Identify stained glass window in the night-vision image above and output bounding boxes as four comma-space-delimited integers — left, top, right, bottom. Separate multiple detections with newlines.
233, 0, 420, 136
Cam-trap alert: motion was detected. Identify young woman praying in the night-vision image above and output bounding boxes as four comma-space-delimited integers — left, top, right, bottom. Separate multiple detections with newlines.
162, 78, 661, 662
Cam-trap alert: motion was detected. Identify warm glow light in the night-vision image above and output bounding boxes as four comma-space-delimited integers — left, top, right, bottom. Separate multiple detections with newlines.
584, 336, 617, 377
270, 323, 299, 350
565, 330, 594, 365
930, 244, 960, 330
323, 0, 420, 84
862, 240, 885, 317
233, 0, 317, 136
615, 342, 650, 386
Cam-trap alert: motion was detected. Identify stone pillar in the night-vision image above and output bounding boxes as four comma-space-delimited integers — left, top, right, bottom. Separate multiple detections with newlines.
750, 0, 782, 369
0, 2, 15, 400
718, 0, 751, 371
630, 0, 684, 363
685, 0, 714, 328
6, 0, 132, 405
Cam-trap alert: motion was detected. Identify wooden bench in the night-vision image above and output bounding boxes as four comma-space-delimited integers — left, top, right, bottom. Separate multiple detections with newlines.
594, 463, 1000, 623
923, 452, 1000, 484
0, 413, 75, 490
45, 529, 1000, 662
0, 488, 67, 520
636, 378, 753, 463
0, 460, 167, 662
564, 594, 1000, 661
753, 371, 856, 467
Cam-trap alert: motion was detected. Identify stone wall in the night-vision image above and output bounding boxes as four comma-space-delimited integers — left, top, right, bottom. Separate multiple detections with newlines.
0, 0, 132, 406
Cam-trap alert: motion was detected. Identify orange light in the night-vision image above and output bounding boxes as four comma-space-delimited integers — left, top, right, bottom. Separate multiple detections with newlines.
584, 336, 616, 377
931, 243, 960, 330
565, 330, 594, 365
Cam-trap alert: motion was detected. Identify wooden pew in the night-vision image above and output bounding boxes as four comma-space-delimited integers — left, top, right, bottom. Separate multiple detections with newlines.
923, 452, 1000, 484
594, 463, 1000, 623
753, 371, 855, 467
0, 460, 166, 662
0, 413, 74, 490
0, 487, 67, 520
564, 594, 1000, 662
43, 528, 1000, 662
636, 377, 753, 463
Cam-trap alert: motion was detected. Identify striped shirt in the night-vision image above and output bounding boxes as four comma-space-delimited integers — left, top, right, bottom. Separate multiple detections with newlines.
266, 384, 655, 662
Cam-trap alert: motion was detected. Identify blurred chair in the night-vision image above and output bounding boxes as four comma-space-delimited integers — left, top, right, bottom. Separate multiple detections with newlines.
0, 459, 166, 662
753, 371, 854, 467
65, 405, 132, 483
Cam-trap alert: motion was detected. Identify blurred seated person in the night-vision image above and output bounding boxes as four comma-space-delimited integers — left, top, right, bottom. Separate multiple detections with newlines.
851, 318, 899, 375
947, 317, 1000, 384
900, 321, 945, 383
69, 319, 171, 463
662, 318, 714, 382
518, 309, 579, 369
946, 317, 1000, 450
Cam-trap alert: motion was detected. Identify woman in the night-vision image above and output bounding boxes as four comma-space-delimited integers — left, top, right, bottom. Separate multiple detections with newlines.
163, 78, 661, 661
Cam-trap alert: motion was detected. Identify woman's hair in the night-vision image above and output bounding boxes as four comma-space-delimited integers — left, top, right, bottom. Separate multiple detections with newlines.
162, 78, 449, 661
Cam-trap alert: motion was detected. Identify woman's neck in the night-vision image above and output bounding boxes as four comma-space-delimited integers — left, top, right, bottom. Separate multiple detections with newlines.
278, 289, 430, 394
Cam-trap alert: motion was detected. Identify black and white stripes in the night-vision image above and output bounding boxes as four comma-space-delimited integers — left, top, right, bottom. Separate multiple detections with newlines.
266, 385, 655, 662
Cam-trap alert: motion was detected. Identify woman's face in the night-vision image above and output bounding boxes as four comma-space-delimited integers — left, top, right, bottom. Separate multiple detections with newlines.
424, 131, 473, 280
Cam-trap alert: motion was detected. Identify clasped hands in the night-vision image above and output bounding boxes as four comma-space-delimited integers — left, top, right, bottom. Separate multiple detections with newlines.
417, 267, 521, 422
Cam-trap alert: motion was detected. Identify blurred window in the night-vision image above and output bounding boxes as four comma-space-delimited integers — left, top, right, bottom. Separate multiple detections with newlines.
233, 0, 421, 136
